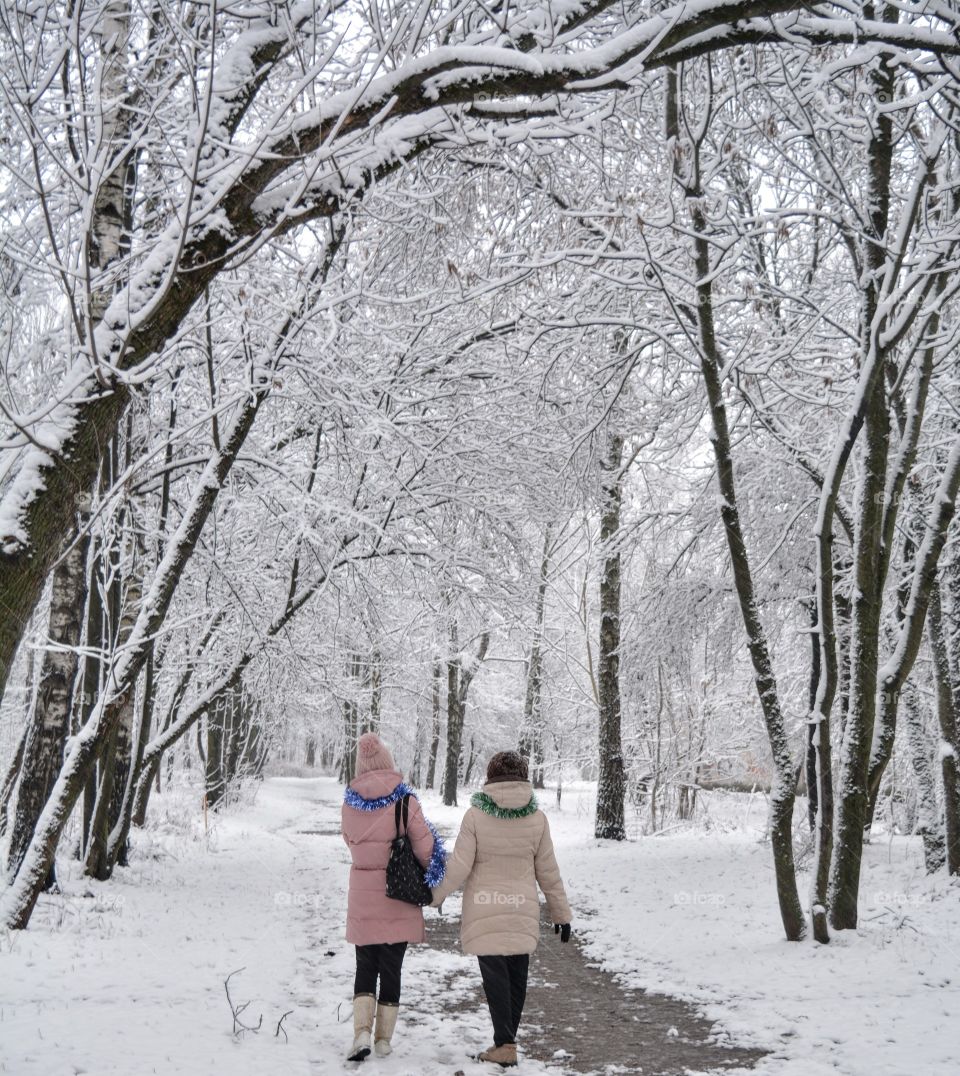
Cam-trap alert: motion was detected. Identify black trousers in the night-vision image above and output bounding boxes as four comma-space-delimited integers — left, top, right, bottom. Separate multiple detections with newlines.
354, 942, 408, 1005
477, 954, 530, 1046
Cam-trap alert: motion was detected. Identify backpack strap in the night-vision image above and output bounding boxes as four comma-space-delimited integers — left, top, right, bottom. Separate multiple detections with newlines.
394, 796, 403, 838
401, 793, 410, 833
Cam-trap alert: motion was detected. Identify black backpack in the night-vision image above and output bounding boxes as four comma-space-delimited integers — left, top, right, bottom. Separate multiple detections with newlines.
386, 795, 433, 906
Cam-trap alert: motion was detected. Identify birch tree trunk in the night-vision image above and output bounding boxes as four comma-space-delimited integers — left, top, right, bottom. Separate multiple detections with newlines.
5, 498, 92, 886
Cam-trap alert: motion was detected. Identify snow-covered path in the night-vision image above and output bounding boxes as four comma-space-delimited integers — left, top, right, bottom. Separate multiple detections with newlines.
1, 777, 564, 1076
3, 776, 959, 1075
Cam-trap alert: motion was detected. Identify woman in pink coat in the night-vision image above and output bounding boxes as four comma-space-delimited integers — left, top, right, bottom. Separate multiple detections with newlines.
341, 732, 445, 1061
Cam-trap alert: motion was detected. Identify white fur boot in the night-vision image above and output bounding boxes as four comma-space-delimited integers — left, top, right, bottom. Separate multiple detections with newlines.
347, 994, 376, 1061
374, 1002, 399, 1056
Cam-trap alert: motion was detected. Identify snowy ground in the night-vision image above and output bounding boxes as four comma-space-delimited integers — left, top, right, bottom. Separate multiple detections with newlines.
1, 776, 957, 1075
552, 786, 960, 1076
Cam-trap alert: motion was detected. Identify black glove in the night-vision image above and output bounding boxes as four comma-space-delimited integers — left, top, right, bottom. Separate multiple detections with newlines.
554, 922, 571, 943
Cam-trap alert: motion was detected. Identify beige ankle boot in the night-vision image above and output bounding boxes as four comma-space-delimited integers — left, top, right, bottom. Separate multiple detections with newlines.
478, 1043, 518, 1067
373, 1001, 399, 1056
347, 993, 376, 1061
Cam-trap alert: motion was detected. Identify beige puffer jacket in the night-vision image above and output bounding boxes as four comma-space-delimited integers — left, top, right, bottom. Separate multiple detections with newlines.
431, 780, 572, 956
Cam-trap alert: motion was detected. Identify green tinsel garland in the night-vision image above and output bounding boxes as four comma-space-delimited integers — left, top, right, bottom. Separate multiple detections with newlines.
471, 791, 539, 818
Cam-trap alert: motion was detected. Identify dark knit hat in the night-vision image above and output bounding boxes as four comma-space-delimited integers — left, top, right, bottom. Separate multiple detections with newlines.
485, 750, 529, 784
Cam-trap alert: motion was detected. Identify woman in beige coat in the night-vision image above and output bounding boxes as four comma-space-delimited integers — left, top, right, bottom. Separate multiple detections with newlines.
431, 750, 572, 1068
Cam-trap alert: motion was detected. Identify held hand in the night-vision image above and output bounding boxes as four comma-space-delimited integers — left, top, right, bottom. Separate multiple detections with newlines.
554, 922, 571, 943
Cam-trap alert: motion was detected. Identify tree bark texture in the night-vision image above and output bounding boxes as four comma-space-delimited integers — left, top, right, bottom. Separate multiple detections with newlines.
595, 431, 626, 842
426, 658, 442, 790
5, 497, 92, 885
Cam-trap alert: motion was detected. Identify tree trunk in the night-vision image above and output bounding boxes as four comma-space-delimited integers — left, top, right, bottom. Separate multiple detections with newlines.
223, 690, 241, 791
76, 543, 106, 859
464, 735, 478, 786
84, 722, 121, 881
1, 646, 36, 838
425, 658, 442, 790
85, 571, 140, 880
0, 723, 29, 841
596, 431, 626, 841
131, 755, 160, 828
339, 696, 357, 785
929, 583, 960, 874
109, 643, 155, 861
205, 694, 227, 809
410, 708, 424, 787
442, 630, 489, 807
804, 598, 820, 832
5, 495, 92, 886
520, 529, 550, 790
107, 372, 180, 861
683, 158, 805, 940
369, 649, 382, 734
829, 371, 890, 931
901, 681, 944, 873
442, 628, 462, 807
828, 50, 896, 932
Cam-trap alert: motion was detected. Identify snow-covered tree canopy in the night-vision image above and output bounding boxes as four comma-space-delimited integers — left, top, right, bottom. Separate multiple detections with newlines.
1, 0, 960, 947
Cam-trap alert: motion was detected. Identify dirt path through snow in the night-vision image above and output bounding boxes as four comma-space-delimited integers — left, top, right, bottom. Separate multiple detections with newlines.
423, 813, 768, 1076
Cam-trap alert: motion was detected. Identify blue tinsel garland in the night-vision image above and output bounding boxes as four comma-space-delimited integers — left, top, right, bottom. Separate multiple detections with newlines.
343, 782, 447, 887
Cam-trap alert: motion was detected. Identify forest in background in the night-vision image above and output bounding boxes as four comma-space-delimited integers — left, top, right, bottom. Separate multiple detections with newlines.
1, 0, 959, 944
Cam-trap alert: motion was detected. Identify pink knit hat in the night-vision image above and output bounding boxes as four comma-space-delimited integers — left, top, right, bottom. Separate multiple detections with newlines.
355, 732, 397, 775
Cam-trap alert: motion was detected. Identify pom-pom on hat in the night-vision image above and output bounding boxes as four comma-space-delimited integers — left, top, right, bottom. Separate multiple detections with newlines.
485, 750, 529, 784
355, 732, 397, 775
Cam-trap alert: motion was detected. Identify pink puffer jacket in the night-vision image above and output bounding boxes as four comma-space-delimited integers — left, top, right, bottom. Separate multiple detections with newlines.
341, 769, 436, 945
